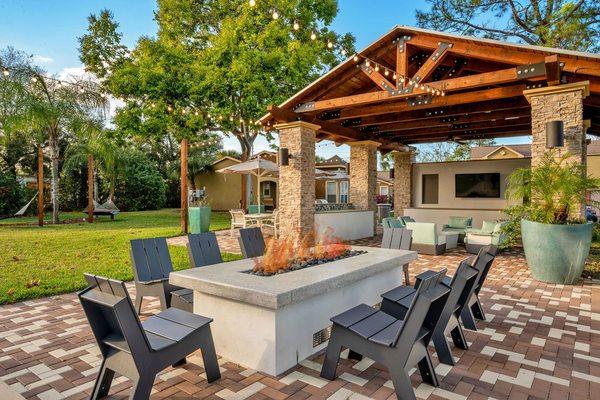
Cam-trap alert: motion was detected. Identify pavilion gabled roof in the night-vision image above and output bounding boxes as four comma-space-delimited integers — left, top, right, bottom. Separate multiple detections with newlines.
261, 26, 600, 151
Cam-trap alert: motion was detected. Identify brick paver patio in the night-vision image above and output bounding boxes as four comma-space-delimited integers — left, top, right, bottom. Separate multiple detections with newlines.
1, 234, 599, 400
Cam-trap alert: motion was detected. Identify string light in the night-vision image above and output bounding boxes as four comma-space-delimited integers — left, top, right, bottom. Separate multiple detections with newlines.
374, 64, 379, 72
293, 21, 300, 31
31, 76, 37, 83
2, 69, 8, 77
310, 31, 317, 40
384, 69, 389, 76
327, 41, 333, 49
272, 9, 279, 20
249, 0, 256, 7
353, 55, 359, 62
341, 49, 347, 56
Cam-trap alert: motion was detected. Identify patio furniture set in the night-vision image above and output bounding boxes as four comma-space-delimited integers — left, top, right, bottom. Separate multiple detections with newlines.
382, 215, 506, 255
77, 219, 499, 400
229, 209, 279, 237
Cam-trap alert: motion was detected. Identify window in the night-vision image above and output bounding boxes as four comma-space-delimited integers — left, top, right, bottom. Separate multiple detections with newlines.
380, 185, 389, 196
422, 174, 439, 204
326, 181, 337, 203
340, 181, 349, 203
262, 182, 270, 197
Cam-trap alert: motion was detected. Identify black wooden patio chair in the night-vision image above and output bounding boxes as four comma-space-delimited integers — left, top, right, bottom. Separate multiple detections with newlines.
380, 259, 479, 365
130, 237, 190, 314
79, 274, 220, 400
238, 227, 266, 258
187, 232, 223, 269
320, 270, 450, 400
381, 227, 413, 285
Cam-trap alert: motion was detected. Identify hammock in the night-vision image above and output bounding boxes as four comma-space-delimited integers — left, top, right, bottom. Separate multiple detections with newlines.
83, 198, 120, 219
0, 192, 38, 220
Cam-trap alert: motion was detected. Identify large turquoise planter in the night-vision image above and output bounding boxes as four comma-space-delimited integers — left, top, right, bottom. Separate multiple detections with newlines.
521, 219, 592, 284
189, 206, 211, 234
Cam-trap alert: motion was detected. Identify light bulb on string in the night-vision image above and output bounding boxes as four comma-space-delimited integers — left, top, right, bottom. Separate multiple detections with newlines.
249, 0, 256, 6
293, 21, 300, 31
341, 49, 347, 56
31, 76, 38, 83
365, 60, 370, 67
310, 32, 317, 40
384, 69, 389, 76
79, 86, 85, 94
353, 55, 359, 62
194, 111, 199, 116
2, 69, 9, 77
272, 9, 279, 20
392, 73, 397, 80
374, 64, 379, 72
327, 41, 333, 49
181, 109, 187, 115
167, 105, 173, 113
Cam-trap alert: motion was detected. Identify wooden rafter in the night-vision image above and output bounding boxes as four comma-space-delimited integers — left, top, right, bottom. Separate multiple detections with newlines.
335, 85, 526, 120
395, 36, 409, 86
383, 119, 532, 139
397, 125, 531, 144
359, 63, 396, 93
409, 41, 451, 85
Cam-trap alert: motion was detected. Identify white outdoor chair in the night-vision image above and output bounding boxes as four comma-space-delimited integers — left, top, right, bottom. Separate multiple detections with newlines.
229, 209, 257, 236
261, 209, 280, 238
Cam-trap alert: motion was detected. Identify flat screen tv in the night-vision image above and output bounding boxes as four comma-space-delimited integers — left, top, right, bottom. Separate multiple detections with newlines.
455, 173, 500, 198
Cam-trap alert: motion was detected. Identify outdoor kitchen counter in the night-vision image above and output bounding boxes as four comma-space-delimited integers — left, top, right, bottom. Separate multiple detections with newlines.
170, 246, 417, 310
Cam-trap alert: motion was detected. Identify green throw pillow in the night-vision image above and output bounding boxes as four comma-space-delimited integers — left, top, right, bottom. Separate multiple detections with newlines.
481, 220, 497, 233
448, 216, 471, 229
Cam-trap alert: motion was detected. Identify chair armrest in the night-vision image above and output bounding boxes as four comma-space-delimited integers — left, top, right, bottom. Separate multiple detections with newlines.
139, 278, 168, 285
442, 224, 450, 229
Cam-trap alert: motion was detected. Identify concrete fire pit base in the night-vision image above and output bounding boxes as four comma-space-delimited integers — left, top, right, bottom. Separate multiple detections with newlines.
170, 246, 417, 376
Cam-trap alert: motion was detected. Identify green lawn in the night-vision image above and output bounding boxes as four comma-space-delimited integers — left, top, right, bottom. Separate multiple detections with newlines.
0, 209, 239, 304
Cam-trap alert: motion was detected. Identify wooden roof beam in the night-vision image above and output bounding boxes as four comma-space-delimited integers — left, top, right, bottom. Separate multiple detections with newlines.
381, 119, 531, 138
398, 125, 532, 144
359, 62, 397, 92
410, 41, 451, 85
266, 104, 368, 142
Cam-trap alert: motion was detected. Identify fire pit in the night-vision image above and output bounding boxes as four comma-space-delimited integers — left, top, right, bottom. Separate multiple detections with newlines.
170, 244, 417, 376
248, 230, 367, 276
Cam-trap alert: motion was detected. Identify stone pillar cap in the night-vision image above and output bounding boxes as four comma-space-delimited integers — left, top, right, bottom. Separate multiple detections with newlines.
274, 120, 321, 131
523, 81, 590, 103
347, 140, 381, 147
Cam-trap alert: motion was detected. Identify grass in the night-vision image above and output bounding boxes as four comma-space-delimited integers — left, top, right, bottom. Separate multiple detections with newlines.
0, 209, 240, 304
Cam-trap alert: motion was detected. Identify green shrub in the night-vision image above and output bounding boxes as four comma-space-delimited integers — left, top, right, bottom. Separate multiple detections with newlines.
0, 170, 24, 216
60, 157, 89, 211
113, 150, 166, 211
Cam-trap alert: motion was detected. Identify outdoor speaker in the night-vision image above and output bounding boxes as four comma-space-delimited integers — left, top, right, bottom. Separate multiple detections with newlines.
546, 120, 564, 148
278, 148, 289, 166
389, 168, 395, 179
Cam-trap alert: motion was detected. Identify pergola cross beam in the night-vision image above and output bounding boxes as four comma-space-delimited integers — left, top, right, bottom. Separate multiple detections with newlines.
409, 41, 452, 86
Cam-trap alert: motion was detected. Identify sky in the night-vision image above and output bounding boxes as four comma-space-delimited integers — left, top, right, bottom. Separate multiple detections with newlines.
0, 0, 529, 160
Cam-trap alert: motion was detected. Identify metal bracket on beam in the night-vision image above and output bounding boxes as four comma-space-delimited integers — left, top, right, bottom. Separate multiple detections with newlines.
318, 110, 341, 120
407, 95, 433, 107
359, 125, 380, 134
516, 62, 546, 79
410, 42, 452, 85
392, 35, 411, 50
294, 102, 315, 113
451, 123, 471, 130
341, 118, 362, 127
525, 81, 547, 90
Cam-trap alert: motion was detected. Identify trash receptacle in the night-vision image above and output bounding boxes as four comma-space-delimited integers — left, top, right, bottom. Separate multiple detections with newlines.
377, 203, 391, 222
189, 206, 211, 233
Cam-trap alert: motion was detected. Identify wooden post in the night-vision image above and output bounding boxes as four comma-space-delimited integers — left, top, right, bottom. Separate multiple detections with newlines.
37, 145, 44, 227
180, 138, 189, 233
87, 154, 94, 223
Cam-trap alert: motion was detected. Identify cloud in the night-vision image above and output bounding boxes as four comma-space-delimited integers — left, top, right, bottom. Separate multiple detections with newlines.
32, 55, 54, 64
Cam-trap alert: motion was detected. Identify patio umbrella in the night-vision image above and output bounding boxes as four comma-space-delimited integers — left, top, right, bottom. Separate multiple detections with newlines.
216, 158, 279, 210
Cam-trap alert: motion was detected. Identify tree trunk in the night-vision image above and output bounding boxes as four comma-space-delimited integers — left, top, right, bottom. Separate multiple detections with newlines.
37, 145, 44, 227
49, 131, 60, 224
87, 154, 94, 223
180, 139, 189, 233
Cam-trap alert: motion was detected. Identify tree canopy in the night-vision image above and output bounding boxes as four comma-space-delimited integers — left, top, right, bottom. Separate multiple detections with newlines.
417, 0, 600, 51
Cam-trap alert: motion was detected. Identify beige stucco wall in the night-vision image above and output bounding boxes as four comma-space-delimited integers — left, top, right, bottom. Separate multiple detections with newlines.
587, 155, 600, 180
412, 158, 530, 210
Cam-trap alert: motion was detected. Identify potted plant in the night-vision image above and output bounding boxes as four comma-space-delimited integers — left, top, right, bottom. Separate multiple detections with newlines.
505, 151, 600, 284
189, 196, 211, 233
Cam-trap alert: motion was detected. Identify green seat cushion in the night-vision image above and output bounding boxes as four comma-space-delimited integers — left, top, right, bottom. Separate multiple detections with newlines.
481, 220, 497, 234
447, 216, 472, 229
382, 217, 403, 229
398, 216, 415, 227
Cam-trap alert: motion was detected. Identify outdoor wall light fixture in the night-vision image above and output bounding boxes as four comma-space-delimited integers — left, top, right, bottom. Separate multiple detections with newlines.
278, 148, 290, 166
389, 168, 395, 179
546, 120, 564, 148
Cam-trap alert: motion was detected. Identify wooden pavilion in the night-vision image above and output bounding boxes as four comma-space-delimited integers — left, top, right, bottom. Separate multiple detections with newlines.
260, 26, 600, 240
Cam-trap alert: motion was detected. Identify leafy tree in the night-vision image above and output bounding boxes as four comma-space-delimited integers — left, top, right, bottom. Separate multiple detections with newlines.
416, 0, 600, 51
217, 149, 242, 159
114, 150, 167, 211
0, 169, 23, 216
417, 139, 497, 162
79, 0, 355, 207
379, 153, 392, 170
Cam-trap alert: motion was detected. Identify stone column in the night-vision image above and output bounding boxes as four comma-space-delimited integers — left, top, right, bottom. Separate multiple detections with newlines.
349, 141, 378, 230
275, 121, 318, 241
524, 81, 590, 218
392, 151, 413, 217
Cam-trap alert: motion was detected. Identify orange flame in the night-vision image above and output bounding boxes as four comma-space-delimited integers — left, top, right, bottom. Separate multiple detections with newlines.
252, 227, 351, 274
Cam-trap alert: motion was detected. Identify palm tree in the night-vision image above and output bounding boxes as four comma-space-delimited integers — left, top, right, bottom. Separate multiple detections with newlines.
27, 74, 107, 223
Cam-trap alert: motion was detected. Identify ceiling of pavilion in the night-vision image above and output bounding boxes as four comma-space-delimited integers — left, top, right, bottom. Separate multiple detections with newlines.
260, 26, 600, 152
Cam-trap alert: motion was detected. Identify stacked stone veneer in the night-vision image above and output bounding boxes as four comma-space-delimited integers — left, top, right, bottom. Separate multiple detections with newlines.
275, 121, 317, 241
393, 151, 413, 217
525, 82, 589, 218
349, 142, 378, 230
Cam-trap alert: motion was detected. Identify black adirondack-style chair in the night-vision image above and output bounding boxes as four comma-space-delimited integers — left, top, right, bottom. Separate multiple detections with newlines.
454, 244, 498, 329
130, 237, 190, 314
380, 259, 479, 365
321, 270, 451, 400
381, 227, 413, 285
238, 227, 266, 258
79, 274, 220, 400
187, 232, 223, 268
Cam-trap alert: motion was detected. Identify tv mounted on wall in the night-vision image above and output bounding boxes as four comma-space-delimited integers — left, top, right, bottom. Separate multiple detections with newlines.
455, 173, 501, 198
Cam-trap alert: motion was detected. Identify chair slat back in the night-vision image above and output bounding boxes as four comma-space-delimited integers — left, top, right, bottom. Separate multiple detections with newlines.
79, 274, 151, 359
400, 229, 412, 250
392, 269, 449, 347
239, 227, 266, 258
389, 228, 402, 249
187, 232, 223, 268
473, 245, 497, 293
452, 259, 480, 315
381, 228, 393, 249
130, 238, 174, 283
